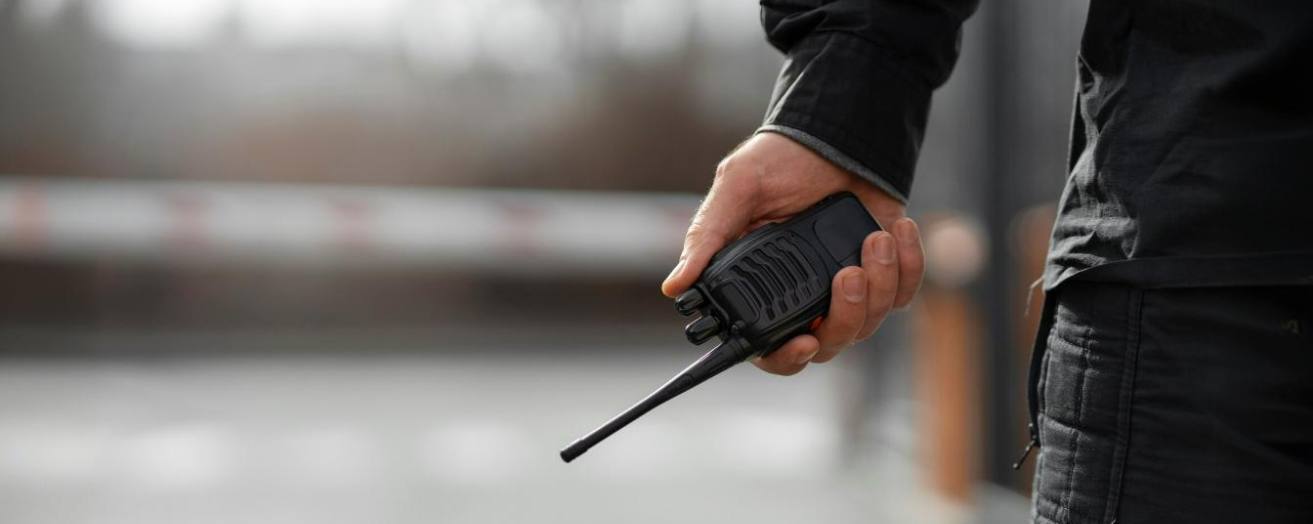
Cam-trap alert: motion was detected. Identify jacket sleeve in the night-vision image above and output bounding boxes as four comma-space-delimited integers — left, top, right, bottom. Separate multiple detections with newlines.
757, 0, 979, 203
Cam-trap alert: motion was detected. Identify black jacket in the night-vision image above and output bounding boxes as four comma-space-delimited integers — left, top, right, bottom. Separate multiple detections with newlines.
760, 0, 1313, 289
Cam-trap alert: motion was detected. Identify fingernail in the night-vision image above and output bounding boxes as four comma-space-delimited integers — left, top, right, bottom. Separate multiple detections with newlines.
873, 233, 895, 264
843, 271, 865, 303
796, 347, 819, 365
896, 218, 918, 245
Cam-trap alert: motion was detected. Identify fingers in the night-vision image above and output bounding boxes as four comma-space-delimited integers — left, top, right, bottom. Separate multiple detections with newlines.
856, 231, 900, 340
809, 266, 868, 363
751, 334, 819, 376
891, 218, 925, 309
753, 231, 903, 375
661, 174, 756, 298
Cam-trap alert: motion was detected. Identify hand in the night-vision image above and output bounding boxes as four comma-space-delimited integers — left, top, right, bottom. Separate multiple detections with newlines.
662, 133, 925, 375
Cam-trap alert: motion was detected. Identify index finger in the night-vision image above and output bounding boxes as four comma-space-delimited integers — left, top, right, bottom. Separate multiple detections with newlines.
660, 174, 757, 297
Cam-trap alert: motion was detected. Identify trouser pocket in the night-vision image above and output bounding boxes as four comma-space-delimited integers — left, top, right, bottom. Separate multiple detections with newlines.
1029, 282, 1141, 524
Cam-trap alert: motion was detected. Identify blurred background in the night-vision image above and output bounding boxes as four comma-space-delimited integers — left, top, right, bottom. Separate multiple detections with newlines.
0, 1, 1086, 522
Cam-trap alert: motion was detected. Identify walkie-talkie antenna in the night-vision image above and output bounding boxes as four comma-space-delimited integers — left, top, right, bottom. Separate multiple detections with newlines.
559, 337, 751, 463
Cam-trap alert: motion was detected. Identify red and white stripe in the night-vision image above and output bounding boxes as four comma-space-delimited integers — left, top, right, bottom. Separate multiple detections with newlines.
0, 177, 699, 276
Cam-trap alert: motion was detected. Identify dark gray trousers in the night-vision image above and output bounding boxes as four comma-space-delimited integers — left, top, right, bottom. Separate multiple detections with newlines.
1030, 282, 1313, 524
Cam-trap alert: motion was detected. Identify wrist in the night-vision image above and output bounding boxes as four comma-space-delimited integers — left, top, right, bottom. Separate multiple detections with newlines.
755, 126, 909, 206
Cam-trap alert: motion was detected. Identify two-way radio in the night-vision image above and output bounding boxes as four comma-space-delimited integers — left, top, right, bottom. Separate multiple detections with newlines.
560, 192, 880, 463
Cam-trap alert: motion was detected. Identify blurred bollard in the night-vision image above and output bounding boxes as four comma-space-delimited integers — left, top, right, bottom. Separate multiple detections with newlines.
914, 213, 987, 502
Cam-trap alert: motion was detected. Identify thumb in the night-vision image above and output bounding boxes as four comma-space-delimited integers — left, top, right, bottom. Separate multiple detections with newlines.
661, 178, 755, 297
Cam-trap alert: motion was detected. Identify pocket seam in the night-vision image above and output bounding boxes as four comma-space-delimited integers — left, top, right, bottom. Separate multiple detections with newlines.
1102, 288, 1145, 523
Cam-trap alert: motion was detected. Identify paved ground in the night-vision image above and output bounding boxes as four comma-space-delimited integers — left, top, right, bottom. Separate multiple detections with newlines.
0, 343, 1024, 523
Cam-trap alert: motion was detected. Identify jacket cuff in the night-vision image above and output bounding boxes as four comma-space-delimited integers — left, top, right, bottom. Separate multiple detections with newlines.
756, 125, 908, 204
761, 31, 933, 201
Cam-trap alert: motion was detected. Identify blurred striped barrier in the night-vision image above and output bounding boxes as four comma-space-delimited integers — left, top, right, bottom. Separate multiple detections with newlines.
0, 177, 700, 276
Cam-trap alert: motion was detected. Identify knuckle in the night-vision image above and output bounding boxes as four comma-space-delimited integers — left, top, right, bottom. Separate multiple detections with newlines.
715, 155, 743, 180
714, 157, 732, 178
715, 154, 761, 185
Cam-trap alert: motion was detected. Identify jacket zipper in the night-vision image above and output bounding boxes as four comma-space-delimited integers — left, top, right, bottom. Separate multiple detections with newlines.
1012, 425, 1039, 470
1016, 278, 1053, 470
